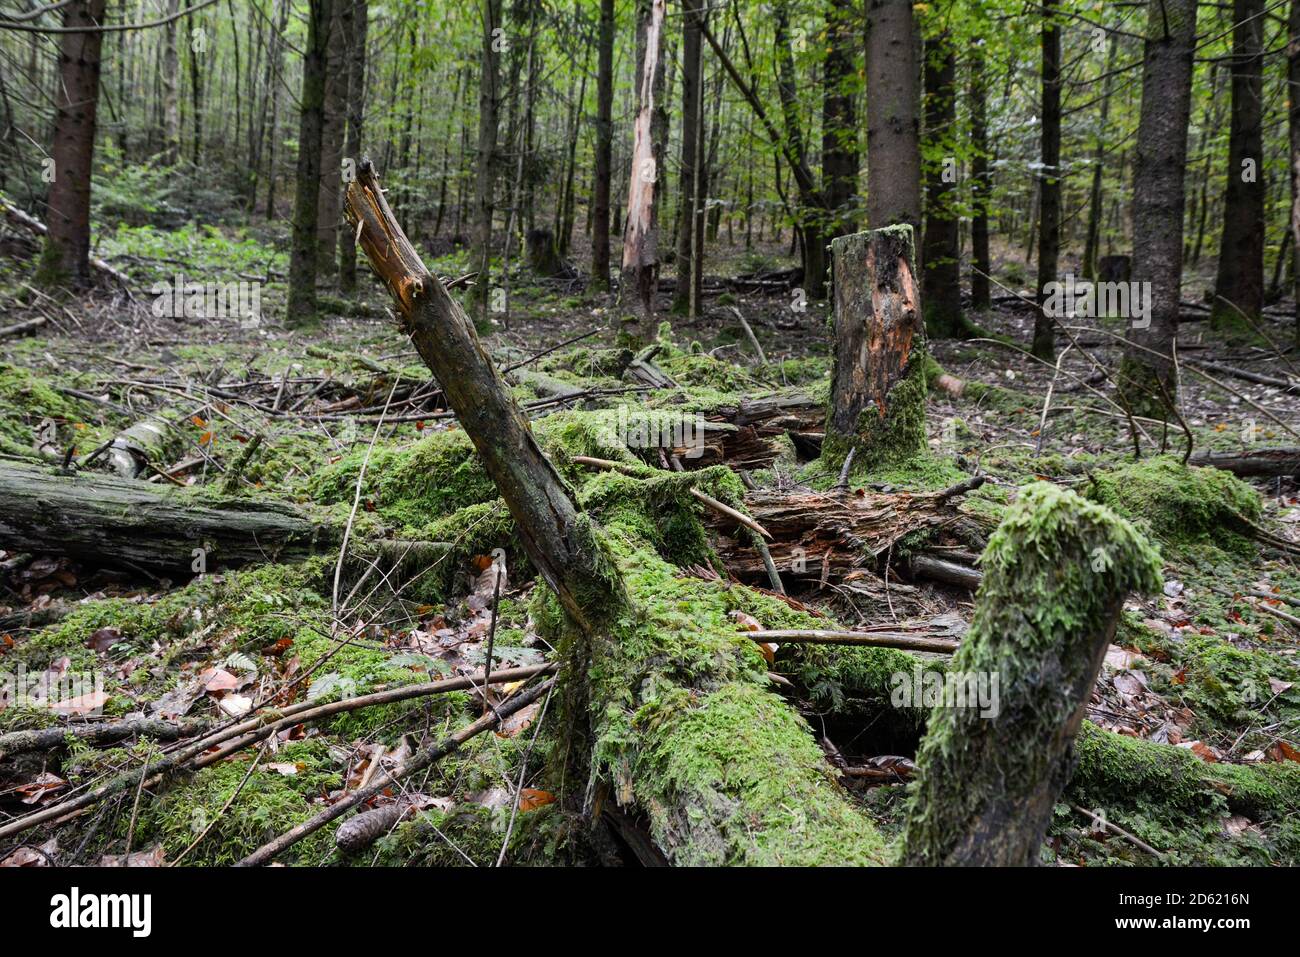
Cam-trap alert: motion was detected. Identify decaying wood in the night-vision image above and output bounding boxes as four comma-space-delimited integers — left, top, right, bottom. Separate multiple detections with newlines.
0, 459, 339, 572
0, 198, 134, 289
745, 628, 959, 654
709, 487, 964, 582
1187, 446, 1300, 477
344, 159, 626, 633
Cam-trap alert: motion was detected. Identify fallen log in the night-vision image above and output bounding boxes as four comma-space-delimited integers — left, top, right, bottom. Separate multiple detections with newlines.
0, 199, 134, 290
1187, 446, 1300, 478
0, 459, 340, 572
908, 553, 982, 590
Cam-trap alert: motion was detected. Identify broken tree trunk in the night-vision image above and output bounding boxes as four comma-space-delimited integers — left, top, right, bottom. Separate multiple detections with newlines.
343, 159, 625, 635
824, 225, 929, 471
901, 483, 1161, 865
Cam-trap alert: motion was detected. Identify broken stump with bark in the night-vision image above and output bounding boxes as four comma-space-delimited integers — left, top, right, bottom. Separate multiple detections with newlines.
824, 225, 929, 472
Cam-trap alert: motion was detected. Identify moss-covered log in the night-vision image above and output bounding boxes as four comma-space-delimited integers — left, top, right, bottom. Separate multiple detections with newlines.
902, 483, 1162, 865
824, 225, 929, 471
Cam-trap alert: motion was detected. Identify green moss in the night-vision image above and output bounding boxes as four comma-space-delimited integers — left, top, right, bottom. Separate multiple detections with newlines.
126, 740, 341, 865
902, 482, 1163, 864
822, 346, 930, 472
1086, 455, 1261, 557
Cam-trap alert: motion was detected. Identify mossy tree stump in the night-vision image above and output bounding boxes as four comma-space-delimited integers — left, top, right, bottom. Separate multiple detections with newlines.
901, 483, 1162, 866
824, 225, 929, 472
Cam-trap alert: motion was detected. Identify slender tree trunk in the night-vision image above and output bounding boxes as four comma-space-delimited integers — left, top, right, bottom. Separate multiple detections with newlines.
866, 0, 922, 232
1033, 0, 1061, 361
1290, 0, 1300, 342
161, 0, 181, 163
187, 12, 203, 164
773, 1, 824, 299
922, 33, 964, 338
36, 0, 108, 290
1083, 37, 1119, 280
285, 0, 333, 327
619, 0, 667, 336
316, 1, 347, 279
338, 0, 369, 294
472, 0, 503, 318
1212, 0, 1267, 332
822, 0, 858, 238
590, 0, 615, 292
969, 44, 991, 311
1118, 0, 1199, 418
672, 0, 705, 316
263, 0, 289, 220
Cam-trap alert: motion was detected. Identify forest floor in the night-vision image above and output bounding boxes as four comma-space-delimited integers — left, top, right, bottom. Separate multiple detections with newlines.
1, 222, 1299, 867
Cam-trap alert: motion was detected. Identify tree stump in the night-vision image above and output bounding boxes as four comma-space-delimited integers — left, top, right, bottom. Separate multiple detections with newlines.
901, 483, 1161, 865
526, 227, 566, 278
824, 225, 928, 471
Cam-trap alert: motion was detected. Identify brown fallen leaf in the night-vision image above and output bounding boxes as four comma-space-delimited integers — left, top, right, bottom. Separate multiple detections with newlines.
100, 845, 166, 867
518, 788, 556, 812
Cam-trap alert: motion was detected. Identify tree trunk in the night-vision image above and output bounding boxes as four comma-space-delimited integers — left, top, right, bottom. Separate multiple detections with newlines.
35, 0, 108, 290
338, 0, 369, 294
590, 0, 615, 293
902, 483, 1161, 865
969, 45, 991, 312
619, 0, 667, 336
822, 0, 859, 239
1292, 0, 1300, 344
866, 0, 922, 233
823, 225, 928, 471
1033, 0, 1061, 361
472, 0, 503, 318
671, 0, 705, 317
286, 0, 333, 327
316, 1, 347, 279
921, 33, 964, 338
1083, 37, 1118, 280
161, 0, 181, 164
1118, 0, 1199, 419
1212, 0, 1266, 333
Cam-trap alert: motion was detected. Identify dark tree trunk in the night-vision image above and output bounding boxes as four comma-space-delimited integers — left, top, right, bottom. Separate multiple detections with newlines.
672, 0, 705, 316
472, 0, 503, 318
866, 0, 921, 232
1032, 0, 1061, 361
619, 0, 667, 336
773, 1, 824, 299
824, 225, 928, 471
286, 0, 333, 327
1212, 0, 1266, 332
969, 44, 991, 311
338, 0, 369, 294
590, 0, 615, 293
1083, 37, 1119, 280
822, 0, 858, 238
36, 0, 108, 290
316, 1, 347, 279
921, 34, 964, 338
1118, 0, 1199, 419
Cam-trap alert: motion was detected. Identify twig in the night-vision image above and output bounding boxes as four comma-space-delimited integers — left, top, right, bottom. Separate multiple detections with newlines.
742, 629, 959, 653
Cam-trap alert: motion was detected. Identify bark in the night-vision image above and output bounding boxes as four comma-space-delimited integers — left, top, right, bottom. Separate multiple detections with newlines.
1033, 0, 1061, 361
286, 0, 333, 327
866, 0, 922, 232
824, 225, 928, 471
36, 0, 107, 290
0, 460, 340, 573
472, 0, 503, 317
921, 33, 963, 338
316, 0, 348, 278
1083, 36, 1119, 280
1118, 0, 1198, 419
620, 0, 668, 335
590, 0, 615, 292
1290, 0, 1300, 343
822, 0, 859, 239
671, 0, 706, 317
338, 0, 369, 294
969, 44, 991, 311
161, 0, 181, 164
902, 483, 1161, 866
344, 160, 625, 633
1212, 0, 1266, 332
